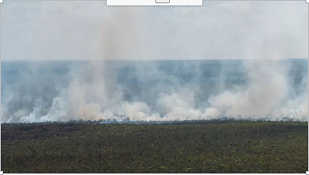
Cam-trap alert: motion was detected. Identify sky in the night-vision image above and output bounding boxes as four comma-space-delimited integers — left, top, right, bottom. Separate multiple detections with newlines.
1, 1, 308, 61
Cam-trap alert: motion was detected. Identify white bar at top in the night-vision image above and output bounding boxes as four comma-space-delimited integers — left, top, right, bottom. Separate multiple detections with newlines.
156, 0, 170, 3
107, 0, 202, 6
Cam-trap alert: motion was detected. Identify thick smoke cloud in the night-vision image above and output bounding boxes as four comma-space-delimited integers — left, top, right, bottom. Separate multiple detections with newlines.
1, 2, 308, 123
206, 60, 306, 121
2, 58, 308, 123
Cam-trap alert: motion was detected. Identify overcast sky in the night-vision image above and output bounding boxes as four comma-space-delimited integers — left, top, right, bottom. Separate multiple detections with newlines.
1, 1, 308, 61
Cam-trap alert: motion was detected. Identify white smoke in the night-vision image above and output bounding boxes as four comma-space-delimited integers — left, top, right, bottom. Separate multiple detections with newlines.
1, 4, 308, 123
205, 59, 307, 121
2, 59, 308, 123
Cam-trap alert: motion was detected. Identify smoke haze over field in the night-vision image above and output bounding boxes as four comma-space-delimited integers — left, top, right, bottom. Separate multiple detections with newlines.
1, 59, 308, 123
1, 2, 308, 123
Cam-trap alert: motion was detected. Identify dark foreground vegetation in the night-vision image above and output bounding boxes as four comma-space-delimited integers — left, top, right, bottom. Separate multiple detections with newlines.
2, 120, 308, 173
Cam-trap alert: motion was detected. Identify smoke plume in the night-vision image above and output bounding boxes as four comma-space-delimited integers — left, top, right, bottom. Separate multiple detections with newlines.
1, 5, 308, 123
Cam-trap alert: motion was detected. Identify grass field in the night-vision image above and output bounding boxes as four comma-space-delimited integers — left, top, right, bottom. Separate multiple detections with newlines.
1, 120, 308, 173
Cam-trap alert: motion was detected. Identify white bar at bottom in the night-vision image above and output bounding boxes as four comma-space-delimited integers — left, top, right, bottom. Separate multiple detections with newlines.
107, 0, 202, 6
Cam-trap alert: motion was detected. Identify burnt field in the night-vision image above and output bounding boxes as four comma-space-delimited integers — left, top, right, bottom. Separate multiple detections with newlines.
1, 120, 308, 173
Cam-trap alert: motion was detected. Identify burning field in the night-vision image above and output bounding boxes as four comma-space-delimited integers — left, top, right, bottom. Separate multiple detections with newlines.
1, 59, 308, 123
1, 1, 308, 173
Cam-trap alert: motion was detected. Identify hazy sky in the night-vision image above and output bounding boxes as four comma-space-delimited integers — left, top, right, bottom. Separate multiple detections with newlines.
1, 1, 308, 61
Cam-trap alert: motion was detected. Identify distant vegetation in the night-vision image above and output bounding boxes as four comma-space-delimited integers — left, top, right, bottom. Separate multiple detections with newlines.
2, 120, 308, 173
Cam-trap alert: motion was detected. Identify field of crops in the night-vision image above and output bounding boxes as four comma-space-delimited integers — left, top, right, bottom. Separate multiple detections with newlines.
1, 120, 308, 173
